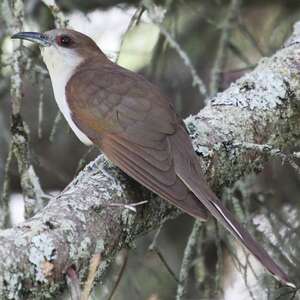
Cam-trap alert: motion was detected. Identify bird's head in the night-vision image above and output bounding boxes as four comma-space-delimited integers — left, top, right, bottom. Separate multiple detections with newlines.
12, 29, 106, 75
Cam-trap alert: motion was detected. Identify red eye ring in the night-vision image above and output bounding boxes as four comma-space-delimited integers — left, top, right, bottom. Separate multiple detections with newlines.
56, 35, 72, 47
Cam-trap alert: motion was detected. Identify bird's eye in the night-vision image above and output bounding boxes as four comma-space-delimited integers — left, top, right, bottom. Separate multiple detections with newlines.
56, 35, 72, 47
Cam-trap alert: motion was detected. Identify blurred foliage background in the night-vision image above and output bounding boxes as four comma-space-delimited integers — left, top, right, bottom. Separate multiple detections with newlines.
1, 0, 300, 299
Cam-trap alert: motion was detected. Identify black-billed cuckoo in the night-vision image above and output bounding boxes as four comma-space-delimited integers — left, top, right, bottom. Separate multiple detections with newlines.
11, 29, 295, 288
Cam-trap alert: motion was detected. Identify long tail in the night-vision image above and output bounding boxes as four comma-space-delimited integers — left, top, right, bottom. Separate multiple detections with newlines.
190, 184, 295, 288
171, 127, 295, 288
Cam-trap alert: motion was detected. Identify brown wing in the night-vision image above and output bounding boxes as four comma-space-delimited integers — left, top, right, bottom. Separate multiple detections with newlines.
66, 59, 208, 220
102, 133, 208, 220
66, 58, 293, 286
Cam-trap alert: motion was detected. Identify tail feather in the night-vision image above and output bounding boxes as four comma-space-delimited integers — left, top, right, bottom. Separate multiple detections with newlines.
180, 169, 295, 287
170, 126, 295, 288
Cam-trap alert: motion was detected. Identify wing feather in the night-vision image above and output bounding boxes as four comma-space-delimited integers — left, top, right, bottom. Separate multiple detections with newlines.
66, 59, 292, 286
102, 133, 208, 220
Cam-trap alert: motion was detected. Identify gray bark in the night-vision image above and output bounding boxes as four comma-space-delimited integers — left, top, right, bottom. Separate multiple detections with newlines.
1, 21, 300, 300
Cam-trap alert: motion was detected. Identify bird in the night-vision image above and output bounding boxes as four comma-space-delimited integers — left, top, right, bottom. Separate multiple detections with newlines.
12, 29, 295, 288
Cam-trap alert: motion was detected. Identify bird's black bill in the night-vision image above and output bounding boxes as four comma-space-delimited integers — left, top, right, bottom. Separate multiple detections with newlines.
11, 32, 51, 47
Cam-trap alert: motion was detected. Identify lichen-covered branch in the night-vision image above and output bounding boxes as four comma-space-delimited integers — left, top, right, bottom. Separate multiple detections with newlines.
1, 0, 46, 220
0, 142, 13, 227
1, 17, 300, 300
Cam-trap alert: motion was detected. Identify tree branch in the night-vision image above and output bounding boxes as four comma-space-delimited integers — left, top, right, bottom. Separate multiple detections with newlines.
1, 0, 47, 221
1, 19, 300, 300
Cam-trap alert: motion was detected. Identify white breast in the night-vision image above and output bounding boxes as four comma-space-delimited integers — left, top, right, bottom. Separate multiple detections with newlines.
41, 46, 93, 146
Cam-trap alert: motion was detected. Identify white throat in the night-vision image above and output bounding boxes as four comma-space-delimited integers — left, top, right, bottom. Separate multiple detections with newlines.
41, 46, 93, 145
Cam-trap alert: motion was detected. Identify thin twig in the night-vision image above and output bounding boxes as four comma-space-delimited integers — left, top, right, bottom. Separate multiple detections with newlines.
143, 0, 208, 99
213, 220, 224, 296
75, 145, 97, 175
148, 222, 180, 283
106, 250, 128, 300
148, 223, 164, 251
41, 0, 68, 28
4, 0, 47, 217
115, 6, 145, 64
37, 72, 44, 139
210, 0, 241, 96
238, 21, 265, 57
154, 247, 180, 283
41, 0, 68, 142
158, 25, 207, 98
228, 41, 253, 66
81, 253, 102, 300
0, 142, 13, 228
49, 111, 62, 142
225, 240, 258, 300
105, 200, 148, 213
176, 220, 202, 300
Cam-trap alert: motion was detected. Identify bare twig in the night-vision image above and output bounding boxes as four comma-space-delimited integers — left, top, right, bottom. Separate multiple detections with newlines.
81, 253, 102, 300
41, 0, 68, 28
3, 0, 46, 218
228, 41, 252, 66
0, 142, 13, 228
210, 0, 241, 96
148, 222, 180, 283
49, 111, 63, 142
105, 200, 148, 213
148, 222, 164, 251
176, 220, 202, 300
143, 0, 208, 99
41, 0, 68, 142
115, 6, 145, 63
75, 145, 97, 175
238, 20, 265, 57
37, 72, 44, 139
153, 247, 179, 283
106, 250, 128, 300
7, 0, 24, 116
214, 220, 224, 296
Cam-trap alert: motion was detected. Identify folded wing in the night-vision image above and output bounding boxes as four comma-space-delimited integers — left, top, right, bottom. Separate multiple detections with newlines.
66, 59, 293, 287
